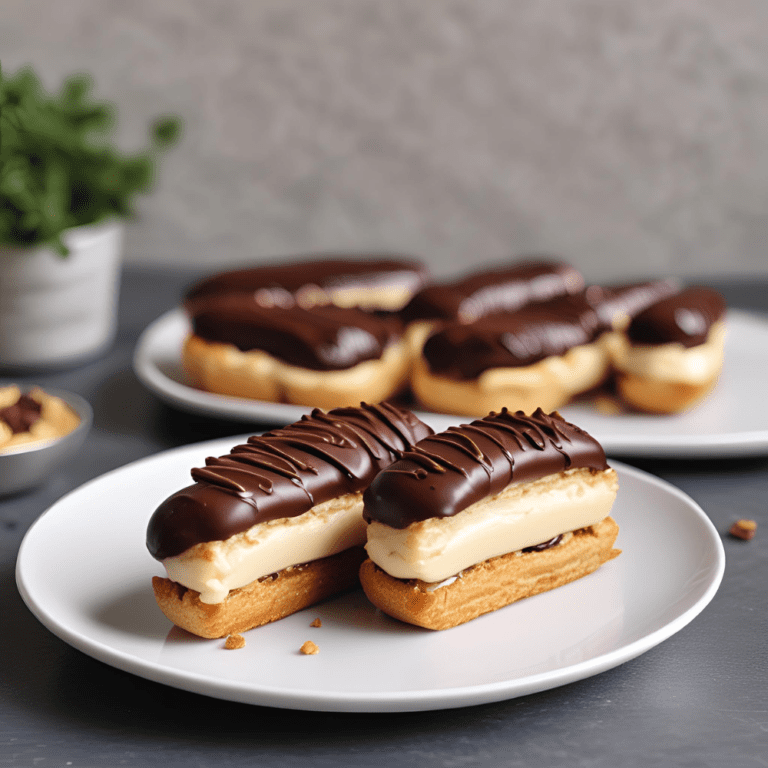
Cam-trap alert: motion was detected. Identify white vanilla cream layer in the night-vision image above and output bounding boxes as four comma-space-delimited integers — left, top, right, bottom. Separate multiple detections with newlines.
162, 493, 367, 604
611, 321, 725, 384
365, 467, 618, 583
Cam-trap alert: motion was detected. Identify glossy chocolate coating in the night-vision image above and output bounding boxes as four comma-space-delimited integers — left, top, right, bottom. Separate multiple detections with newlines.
400, 259, 584, 324
0, 394, 42, 434
185, 257, 428, 310
363, 408, 609, 529
585, 279, 681, 328
191, 297, 403, 370
627, 287, 726, 347
146, 403, 434, 560
421, 294, 605, 379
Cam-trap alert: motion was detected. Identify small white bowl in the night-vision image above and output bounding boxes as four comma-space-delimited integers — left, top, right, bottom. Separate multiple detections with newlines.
0, 388, 93, 496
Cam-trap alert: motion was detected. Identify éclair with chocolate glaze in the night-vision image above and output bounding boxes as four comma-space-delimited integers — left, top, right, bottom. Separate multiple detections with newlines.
399, 259, 585, 366
182, 298, 412, 407
363, 408, 609, 528
410, 293, 610, 416
148, 402, 433, 561
147, 402, 434, 636
189, 297, 401, 371
625, 286, 725, 347
184, 256, 428, 313
359, 409, 620, 629
612, 286, 727, 414
399, 259, 584, 325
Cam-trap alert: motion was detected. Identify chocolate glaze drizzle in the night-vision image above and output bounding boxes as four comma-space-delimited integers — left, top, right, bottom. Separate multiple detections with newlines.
627, 287, 726, 347
190, 298, 403, 370
363, 408, 608, 529
421, 293, 606, 379
400, 259, 584, 324
146, 403, 434, 560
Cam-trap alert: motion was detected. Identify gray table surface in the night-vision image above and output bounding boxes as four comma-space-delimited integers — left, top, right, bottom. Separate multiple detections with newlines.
1, 267, 767, 768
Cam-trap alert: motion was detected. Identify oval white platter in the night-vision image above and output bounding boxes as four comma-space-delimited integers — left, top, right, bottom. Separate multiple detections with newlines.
134, 308, 768, 457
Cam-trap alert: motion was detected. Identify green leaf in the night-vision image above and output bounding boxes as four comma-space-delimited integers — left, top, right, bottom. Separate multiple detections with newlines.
0, 63, 182, 254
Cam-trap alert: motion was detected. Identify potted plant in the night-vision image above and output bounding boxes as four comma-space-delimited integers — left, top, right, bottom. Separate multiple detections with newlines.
0, 64, 180, 368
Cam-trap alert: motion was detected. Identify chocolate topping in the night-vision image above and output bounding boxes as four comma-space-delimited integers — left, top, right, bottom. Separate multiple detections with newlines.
400, 259, 584, 324
627, 287, 726, 347
190, 298, 403, 370
421, 294, 605, 379
363, 408, 609, 529
585, 279, 681, 328
146, 403, 434, 560
185, 257, 428, 311
0, 394, 42, 434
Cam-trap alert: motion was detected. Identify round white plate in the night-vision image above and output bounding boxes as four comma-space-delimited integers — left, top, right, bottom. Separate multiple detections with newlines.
17, 442, 724, 713
133, 308, 768, 457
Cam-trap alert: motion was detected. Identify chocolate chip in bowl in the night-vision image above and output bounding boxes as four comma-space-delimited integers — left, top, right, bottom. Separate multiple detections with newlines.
0, 385, 92, 495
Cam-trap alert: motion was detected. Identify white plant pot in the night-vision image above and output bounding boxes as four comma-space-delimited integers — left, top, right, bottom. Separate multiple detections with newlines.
0, 220, 123, 369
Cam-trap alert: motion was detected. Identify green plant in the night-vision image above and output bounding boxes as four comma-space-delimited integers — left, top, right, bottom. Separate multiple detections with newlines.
0, 64, 181, 255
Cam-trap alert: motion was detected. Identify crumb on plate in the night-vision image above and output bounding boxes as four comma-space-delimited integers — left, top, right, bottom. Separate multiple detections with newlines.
225, 633, 246, 650
729, 519, 757, 541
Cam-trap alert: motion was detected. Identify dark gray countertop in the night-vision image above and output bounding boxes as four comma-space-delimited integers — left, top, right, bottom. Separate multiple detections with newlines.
2, 268, 767, 767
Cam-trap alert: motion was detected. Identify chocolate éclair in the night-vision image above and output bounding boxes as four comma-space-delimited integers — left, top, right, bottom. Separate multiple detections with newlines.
611, 287, 727, 414
184, 256, 428, 313
359, 408, 620, 630
411, 293, 610, 416
183, 298, 412, 408
400, 259, 584, 325
399, 259, 585, 366
147, 402, 434, 638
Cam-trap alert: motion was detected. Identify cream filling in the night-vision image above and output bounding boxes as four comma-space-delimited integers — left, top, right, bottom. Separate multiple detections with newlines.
161, 493, 367, 604
611, 321, 725, 384
365, 467, 618, 583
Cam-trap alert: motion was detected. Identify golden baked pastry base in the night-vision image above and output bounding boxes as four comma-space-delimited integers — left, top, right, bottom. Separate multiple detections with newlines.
182, 334, 409, 410
616, 373, 719, 414
409, 343, 609, 417
359, 517, 620, 631
152, 546, 367, 639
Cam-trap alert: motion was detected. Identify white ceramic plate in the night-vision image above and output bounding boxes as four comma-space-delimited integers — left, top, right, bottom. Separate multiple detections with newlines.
133, 308, 768, 457
17, 441, 724, 713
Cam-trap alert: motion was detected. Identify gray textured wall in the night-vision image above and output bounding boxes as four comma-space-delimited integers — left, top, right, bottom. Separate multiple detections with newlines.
4, 0, 768, 281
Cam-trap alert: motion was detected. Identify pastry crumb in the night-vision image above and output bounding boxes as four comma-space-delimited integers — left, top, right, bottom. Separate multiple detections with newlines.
225, 633, 246, 650
729, 519, 757, 541
300, 640, 319, 655
310, 618, 322, 628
